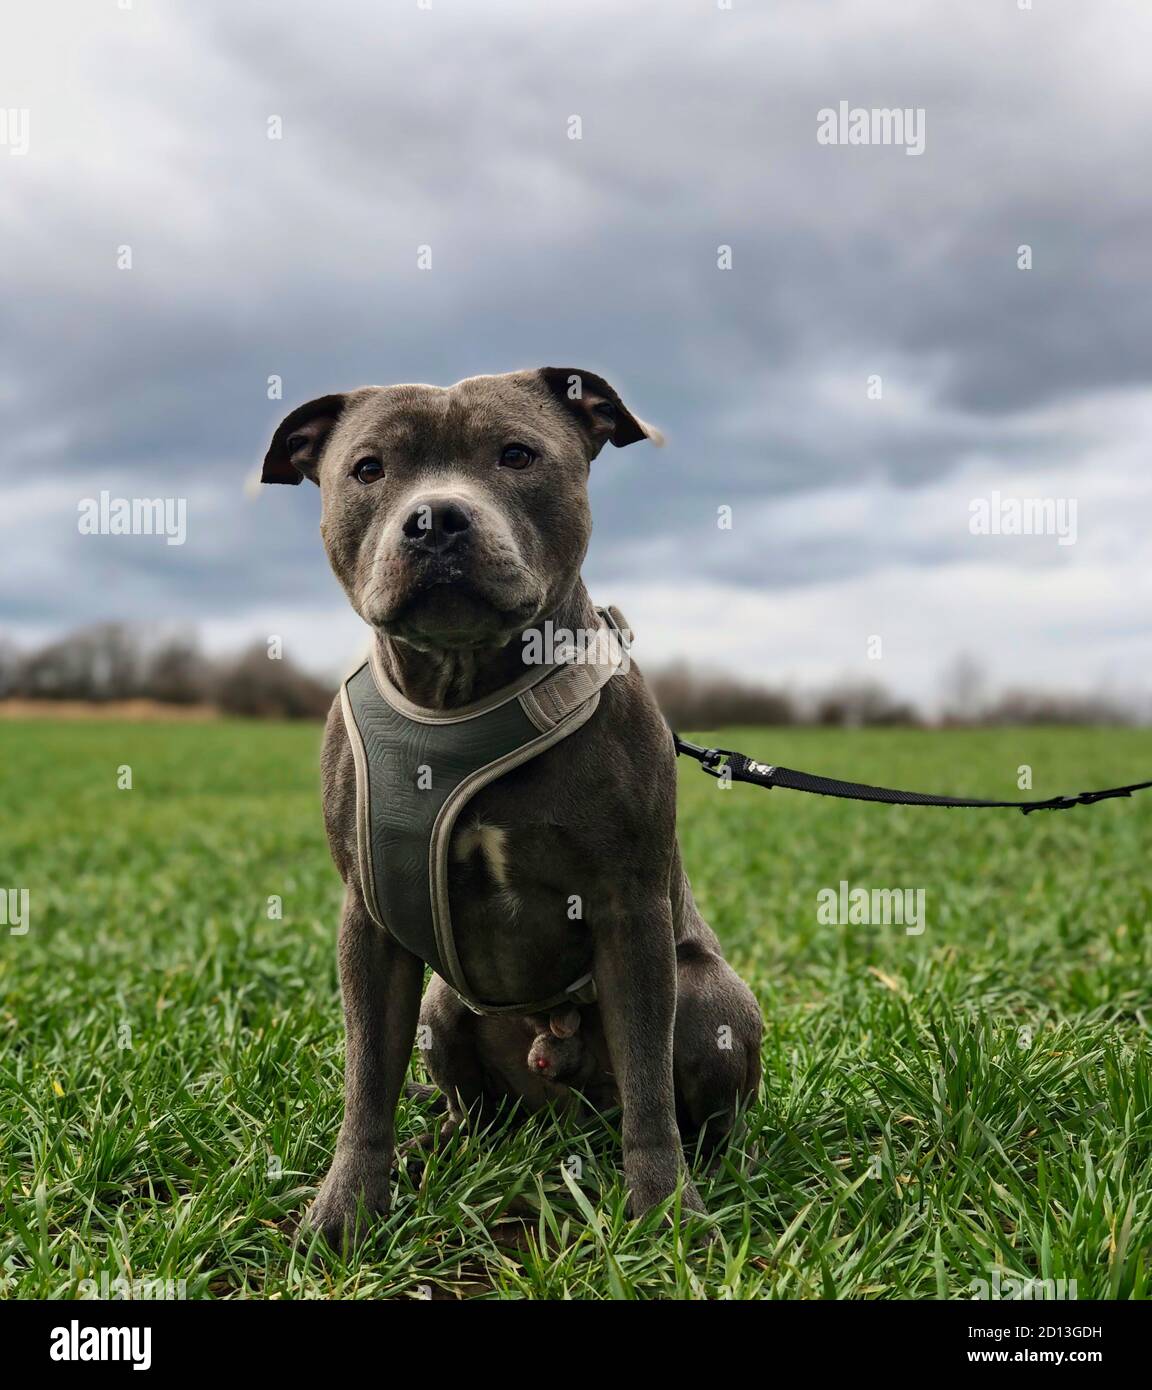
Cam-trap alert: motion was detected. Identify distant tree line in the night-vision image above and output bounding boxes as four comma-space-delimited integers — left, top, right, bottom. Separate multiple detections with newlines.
647, 663, 921, 728
0, 624, 332, 719
649, 657, 1144, 728
0, 625, 1143, 726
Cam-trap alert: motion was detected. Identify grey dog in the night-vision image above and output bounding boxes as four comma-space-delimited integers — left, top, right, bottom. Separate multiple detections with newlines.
261, 367, 763, 1248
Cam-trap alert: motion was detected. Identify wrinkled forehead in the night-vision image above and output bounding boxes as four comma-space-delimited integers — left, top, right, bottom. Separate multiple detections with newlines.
335, 374, 567, 456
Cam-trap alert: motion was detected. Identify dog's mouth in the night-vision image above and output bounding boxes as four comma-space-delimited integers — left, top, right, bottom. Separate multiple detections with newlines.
372, 566, 541, 651
357, 527, 547, 650
392, 586, 505, 647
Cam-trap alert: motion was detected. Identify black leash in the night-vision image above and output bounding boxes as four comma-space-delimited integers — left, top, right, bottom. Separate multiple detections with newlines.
672, 734, 1152, 816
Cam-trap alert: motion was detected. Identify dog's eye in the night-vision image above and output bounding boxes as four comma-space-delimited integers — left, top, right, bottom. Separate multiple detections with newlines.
353, 458, 384, 484
499, 444, 535, 470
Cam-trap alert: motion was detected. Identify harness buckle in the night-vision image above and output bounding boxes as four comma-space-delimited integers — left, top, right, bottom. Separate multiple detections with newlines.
599, 605, 632, 655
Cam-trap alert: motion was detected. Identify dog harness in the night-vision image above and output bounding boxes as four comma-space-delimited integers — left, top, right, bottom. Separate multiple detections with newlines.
340, 608, 630, 1016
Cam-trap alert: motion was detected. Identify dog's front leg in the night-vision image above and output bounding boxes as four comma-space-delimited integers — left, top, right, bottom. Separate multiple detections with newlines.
307, 886, 423, 1251
594, 897, 706, 1219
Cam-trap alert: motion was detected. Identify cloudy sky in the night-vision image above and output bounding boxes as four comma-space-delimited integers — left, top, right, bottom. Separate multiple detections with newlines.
2, 0, 1149, 710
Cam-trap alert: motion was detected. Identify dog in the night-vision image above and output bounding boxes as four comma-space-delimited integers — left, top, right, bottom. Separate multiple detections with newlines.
261, 367, 763, 1248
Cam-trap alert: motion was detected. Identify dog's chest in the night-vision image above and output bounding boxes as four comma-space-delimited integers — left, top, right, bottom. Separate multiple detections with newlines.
448, 818, 587, 923
446, 818, 593, 999
338, 647, 623, 1009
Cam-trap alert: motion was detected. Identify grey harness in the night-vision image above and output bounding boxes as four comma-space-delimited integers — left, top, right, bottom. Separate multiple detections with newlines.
340, 608, 629, 1016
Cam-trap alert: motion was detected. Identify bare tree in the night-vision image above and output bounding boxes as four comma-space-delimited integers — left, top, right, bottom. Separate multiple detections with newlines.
16, 623, 145, 701
939, 652, 988, 725
146, 631, 209, 705
214, 642, 333, 719
983, 688, 1134, 726
648, 661, 798, 729
814, 680, 918, 728
0, 637, 19, 699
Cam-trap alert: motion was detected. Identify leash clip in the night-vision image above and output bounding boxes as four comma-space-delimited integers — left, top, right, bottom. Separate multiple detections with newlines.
672, 733, 735, 776
700, 747, 734, 777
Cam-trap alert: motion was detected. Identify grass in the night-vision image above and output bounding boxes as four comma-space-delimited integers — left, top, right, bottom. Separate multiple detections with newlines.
1, 718, 1150, 1300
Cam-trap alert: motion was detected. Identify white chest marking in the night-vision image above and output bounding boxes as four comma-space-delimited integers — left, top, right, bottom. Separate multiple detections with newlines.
454, 822, 513, 889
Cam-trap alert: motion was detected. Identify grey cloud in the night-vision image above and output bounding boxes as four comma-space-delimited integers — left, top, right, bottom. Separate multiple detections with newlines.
1, 0, 1149, 694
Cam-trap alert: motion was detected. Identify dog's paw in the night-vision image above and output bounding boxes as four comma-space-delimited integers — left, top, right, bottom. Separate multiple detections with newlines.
625, 1146, 708, 1221
305, 1153, 391, 1254
629, 1168, 716, 1247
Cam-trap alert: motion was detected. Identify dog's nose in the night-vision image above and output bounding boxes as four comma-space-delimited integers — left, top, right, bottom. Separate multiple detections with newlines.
402, 499, 473, 554
535, 1057, 550, 1071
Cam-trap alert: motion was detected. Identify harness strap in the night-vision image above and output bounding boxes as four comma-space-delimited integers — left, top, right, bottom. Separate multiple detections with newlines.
449, 971, 598, 1019
673, 735, 1152, 816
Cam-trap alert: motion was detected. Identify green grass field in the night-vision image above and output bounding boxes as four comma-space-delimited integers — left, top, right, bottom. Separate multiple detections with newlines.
2, 719, 1150, 1300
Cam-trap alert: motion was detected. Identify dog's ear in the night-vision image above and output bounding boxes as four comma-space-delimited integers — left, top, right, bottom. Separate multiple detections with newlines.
261, 393, 347, 485
538, 368, 663, 458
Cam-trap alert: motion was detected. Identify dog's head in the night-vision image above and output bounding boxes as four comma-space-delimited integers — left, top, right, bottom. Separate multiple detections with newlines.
262, 368, 660, 650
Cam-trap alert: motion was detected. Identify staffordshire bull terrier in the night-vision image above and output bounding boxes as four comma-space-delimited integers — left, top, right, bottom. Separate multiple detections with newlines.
261, 367, 763, 1248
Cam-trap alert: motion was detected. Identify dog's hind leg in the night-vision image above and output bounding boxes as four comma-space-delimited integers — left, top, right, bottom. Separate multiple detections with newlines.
672, 941, 763, 1162
408, 975, 485, 1126
405, 974, 526, 1152
403, 1082, 447, 1113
